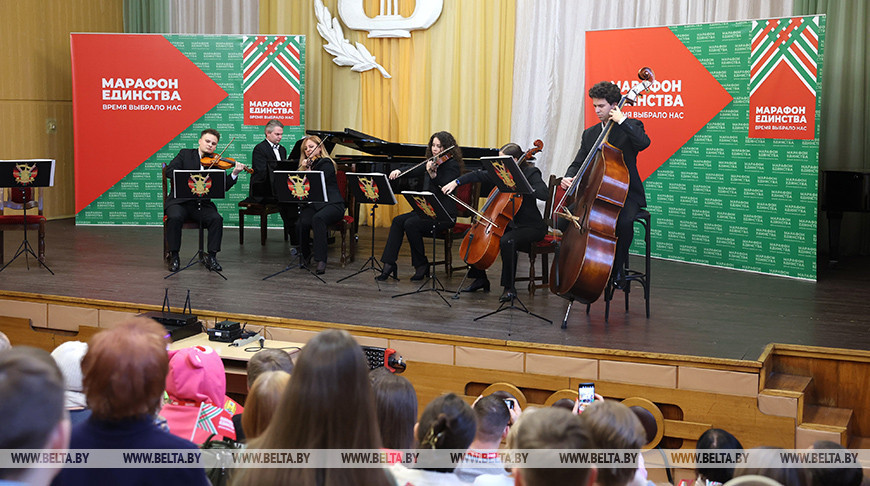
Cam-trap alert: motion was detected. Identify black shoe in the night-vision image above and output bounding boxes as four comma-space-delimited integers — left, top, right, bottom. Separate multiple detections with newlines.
315, 261, 327, 275
410, 265, 429, 281
375, 263, 398, 281
612, 267, 626, 289
499, 287, 517, 303
462, 277, 491, 293
204, 254, 222, 272
168, 254, 180, 272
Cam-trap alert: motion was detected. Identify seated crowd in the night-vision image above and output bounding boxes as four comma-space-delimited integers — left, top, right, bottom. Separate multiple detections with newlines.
0, 325, 866, 486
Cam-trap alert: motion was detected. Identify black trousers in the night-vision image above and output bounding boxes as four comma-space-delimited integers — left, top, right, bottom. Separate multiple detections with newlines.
165, 201, 223, 254
297, 203, 344, 263
381, 212, 455, 269
467, 225, 547, 289
613, 198, 641, 273
278, 203, 299, 243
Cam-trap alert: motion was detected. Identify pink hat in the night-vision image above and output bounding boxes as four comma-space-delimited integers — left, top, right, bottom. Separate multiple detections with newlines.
165, 345, 225, 406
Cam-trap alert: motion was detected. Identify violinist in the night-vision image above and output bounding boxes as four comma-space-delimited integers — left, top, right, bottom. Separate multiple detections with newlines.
295, 135, 345, 275
164, 128, 247, 272
376, 131, 462, 281
561, 81, 650, 288
248, 119, 299, 244
442, 143, 549, 302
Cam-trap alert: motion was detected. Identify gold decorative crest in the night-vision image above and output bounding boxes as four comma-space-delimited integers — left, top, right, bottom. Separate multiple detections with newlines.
412, 196, 436, 218
492, 159, 516, 189
188, 173, 212, 196
358, 176, 379, 201
288, 175, 311, 198
13, 163, 38, 185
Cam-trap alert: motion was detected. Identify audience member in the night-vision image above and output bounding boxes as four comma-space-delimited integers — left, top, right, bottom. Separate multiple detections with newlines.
370, 367, 418, 451
488, 390, 523, 426
807, 440, 863, 486
159, 344, 236, 444
233, 348, 295, 442
455, 395, 512, 482
0, 347, 70, 486
694, 428, 744, 486
551, 398, 576, 411
52, 317, 208, 486
733, 447, 810, 486
240, 370, 290, 441
577, 400, 646, 486
512, 407, 597, 486
50, 341, 91, 426
391, 392, 477, 486
232, 329, 392, 486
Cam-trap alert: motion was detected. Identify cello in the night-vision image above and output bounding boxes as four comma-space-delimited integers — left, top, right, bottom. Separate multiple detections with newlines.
549, 68, 654, 311
458, 140, 544, 270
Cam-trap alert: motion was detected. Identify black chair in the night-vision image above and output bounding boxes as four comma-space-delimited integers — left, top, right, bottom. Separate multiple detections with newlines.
587, 209, 651, 321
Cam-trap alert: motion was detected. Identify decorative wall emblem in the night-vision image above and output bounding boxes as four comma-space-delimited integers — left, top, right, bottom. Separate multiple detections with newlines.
314, 0, 391, 78
338, 0, 443, 38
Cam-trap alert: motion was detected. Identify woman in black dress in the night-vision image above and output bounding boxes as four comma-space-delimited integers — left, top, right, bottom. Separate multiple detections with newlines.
376, 131, 463, 281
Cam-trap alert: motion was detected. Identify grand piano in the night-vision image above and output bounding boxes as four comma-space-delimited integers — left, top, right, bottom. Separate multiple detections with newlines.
287, 128, 499, 238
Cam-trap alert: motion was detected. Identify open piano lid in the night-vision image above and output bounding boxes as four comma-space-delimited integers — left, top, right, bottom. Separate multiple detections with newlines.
288, 128, 498, 164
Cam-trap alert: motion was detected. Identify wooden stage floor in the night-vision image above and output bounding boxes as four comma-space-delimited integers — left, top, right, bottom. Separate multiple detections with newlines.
1, 219, 869, 362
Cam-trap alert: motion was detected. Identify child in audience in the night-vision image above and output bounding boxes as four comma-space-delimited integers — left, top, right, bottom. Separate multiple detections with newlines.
240, 370, 289, 440
391, 392, 477, 486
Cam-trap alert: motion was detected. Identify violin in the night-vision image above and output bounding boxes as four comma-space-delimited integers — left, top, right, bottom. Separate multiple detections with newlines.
396, 145, 456, 178
458, 140, 544, 271
200, 136, 253, 173
201, 154, 253, 173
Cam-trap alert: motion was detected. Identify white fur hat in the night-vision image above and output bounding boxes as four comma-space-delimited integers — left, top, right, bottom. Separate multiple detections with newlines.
51, 340, 89, 409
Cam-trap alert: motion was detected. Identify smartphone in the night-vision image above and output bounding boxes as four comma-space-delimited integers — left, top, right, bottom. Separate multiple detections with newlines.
578, 382, 595, 405
503, 398, 514, 410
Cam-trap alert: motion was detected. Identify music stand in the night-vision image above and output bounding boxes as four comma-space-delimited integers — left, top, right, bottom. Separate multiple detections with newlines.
263, 170, 328, 283
0, 159, 55, 274
164, 169, 227, 280
472, 156, 551, 324
392, 191, 454, 307
337, 173, 396, 287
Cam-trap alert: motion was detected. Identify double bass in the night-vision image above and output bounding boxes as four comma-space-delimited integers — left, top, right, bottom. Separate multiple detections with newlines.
550, 67, 654, 306
458, 140, 544, 270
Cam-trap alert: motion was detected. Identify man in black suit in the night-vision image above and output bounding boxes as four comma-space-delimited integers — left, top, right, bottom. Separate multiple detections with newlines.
562, 81, 651, 288
165, 128, 246, 272
249, 119, 298, 244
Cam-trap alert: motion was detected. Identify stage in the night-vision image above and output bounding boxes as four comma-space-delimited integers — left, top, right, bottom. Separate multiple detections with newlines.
1, 218, 868, 362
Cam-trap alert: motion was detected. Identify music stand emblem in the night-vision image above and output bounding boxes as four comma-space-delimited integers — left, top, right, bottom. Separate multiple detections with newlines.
287, 174, 311, 198
13, 163, 38, 185
492, 158, 517, 190
358, 176, 379, 201
187, 173, 213, 196
412, 196, 437, 219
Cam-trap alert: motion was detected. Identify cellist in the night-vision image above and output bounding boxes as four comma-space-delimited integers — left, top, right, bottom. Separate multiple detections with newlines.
560, 81, 651, 289
442, 143, 549, 302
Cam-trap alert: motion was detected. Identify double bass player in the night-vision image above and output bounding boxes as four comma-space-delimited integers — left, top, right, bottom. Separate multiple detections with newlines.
561, 81, 650, 289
